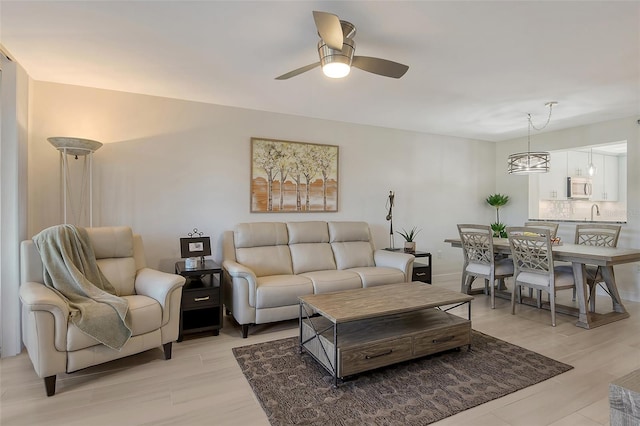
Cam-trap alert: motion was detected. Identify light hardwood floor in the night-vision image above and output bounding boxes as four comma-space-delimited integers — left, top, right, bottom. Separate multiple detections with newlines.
1, 275, 639, 426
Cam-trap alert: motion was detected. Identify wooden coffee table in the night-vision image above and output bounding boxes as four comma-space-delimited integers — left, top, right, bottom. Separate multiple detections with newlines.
298, 282, 473, 387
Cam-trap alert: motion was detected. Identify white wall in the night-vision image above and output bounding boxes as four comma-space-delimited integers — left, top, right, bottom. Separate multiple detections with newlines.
495, 117, 640, 301
29, 82, 497, 275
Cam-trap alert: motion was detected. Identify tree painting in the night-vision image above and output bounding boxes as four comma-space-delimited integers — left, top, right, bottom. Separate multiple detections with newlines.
251, 138, 338, 212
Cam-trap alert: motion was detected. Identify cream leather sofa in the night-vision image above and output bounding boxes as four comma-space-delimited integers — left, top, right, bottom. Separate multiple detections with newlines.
222, 221, 414, 337
19, 226, 186, 396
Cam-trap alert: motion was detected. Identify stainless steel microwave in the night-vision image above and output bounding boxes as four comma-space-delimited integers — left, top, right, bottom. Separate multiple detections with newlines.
567, 176, 592, 199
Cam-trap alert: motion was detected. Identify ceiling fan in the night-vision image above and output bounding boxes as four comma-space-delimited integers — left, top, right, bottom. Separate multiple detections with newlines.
275, 11, 409, 80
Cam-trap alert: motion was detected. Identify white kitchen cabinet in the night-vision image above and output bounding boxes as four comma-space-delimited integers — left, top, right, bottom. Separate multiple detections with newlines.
538, 151, 568, 200
603, 155, 619, 201
590, 153, 618, 201
590, 153, 605, 199
604, 155, 620, 200
567, 151, 589, 177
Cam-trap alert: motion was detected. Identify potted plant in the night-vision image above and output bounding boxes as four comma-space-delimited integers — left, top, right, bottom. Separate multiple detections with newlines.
490, 223, 506, 239
486, 193, 509, 238
397, 227, 422, 252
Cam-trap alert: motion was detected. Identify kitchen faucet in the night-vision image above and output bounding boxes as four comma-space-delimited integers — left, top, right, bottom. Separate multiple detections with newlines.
591, 204, 600, 221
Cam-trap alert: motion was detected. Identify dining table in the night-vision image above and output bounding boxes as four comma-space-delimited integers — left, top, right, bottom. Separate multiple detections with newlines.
444, 237, 640, 329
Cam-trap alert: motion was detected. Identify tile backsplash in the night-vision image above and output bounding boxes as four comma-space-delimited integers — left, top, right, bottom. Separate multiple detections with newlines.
538, 200, 627, 222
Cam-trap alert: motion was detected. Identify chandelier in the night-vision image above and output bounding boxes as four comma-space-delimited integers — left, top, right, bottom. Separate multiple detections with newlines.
507, 101, 557, 174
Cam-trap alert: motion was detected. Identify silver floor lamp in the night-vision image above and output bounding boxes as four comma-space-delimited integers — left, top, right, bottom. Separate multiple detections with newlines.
48, 137, 103, 227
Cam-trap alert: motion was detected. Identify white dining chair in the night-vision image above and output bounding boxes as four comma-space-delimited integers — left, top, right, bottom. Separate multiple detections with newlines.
506, 226, 575, 326
523, 221, 560, 301
457, 224, 514, 309
571, 224, 622, 312
524, 221, 559, 239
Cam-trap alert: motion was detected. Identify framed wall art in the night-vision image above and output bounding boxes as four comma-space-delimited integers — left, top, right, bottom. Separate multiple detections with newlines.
251, 137, 339, 213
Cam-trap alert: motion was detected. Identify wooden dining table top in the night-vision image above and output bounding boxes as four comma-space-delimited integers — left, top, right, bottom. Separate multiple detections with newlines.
444, 237, 640, 266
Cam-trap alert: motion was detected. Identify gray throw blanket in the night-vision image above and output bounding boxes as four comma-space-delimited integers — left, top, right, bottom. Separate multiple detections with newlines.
33, 224, 132, 350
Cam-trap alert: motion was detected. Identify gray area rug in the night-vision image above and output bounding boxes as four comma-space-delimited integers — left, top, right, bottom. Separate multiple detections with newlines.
233, 330, 573, 425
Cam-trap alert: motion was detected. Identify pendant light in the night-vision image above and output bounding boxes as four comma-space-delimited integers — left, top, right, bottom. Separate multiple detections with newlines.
587, 148, 597, 176
507, 102, 557, 174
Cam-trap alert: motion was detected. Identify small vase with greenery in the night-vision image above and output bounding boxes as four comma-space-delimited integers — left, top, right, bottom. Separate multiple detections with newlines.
490, 223, 507, 239
486, 193, 509, 238
397, 227, 422, 252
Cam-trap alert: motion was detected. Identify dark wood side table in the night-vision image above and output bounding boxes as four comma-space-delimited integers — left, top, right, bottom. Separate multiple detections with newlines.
175, 259, 222, 341
384, 248, 432, 284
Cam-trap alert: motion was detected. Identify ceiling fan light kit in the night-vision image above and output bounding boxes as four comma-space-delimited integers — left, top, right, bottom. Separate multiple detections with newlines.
318, 37, 354, 78
507, 101, 557, 175
276, 11, 409, 80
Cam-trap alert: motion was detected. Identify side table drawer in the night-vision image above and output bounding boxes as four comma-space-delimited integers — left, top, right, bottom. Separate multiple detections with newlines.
412, 263, 431, 284
182, 288, 219, 309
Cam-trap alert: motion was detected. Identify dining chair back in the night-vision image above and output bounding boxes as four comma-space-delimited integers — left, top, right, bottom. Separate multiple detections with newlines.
457, 224, 514, 309
575, 224, 621, 247
524, 221, 559, 239
506, 226, 575, 326
574, 224, 622, 311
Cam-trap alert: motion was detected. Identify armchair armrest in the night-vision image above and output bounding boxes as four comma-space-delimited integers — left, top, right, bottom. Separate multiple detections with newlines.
19, 281, 70, 353
374, 250, 415, 281
222, 260, 258, 307
134, 268, 185, 325
20, 281, 70, 323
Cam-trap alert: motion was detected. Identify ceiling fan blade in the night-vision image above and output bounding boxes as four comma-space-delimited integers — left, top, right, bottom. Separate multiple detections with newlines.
312, 11, 344, 50
352, 56, 409, 79
275, 62, 321, 80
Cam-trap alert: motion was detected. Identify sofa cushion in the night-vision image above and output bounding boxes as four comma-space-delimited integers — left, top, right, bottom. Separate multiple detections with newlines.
348, 267, 405, 288
67, 294, 161, 351
287, 221, 329, 244
236, 246, 293, 277
290, 243, 337, 274
331, 241, 375, 270
235, 222, 289, 248
300, 270, 362, 294
287, 221, 335, 274
255, 275, 314, 308
328, 221, 371, 243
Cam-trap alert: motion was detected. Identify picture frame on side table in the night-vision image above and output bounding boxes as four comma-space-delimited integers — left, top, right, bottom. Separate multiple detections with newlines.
180, 237, 212, 259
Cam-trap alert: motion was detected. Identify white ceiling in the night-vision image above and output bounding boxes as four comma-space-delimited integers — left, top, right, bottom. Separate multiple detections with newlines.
1, 1, 638, 142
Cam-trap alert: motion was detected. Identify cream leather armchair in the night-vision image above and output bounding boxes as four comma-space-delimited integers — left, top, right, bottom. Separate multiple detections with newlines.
19, 226, 185, 396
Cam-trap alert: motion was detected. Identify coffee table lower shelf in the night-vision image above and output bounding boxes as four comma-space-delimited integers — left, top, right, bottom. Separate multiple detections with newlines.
300, 308, 471, 384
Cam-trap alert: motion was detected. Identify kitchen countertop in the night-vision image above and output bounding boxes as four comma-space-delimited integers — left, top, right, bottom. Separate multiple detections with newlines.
528, 218, 627, 224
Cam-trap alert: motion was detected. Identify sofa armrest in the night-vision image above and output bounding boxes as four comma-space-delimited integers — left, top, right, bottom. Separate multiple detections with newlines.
222, 260, 258, 306
374, 250, 415, 281
134, 268, 186, 325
